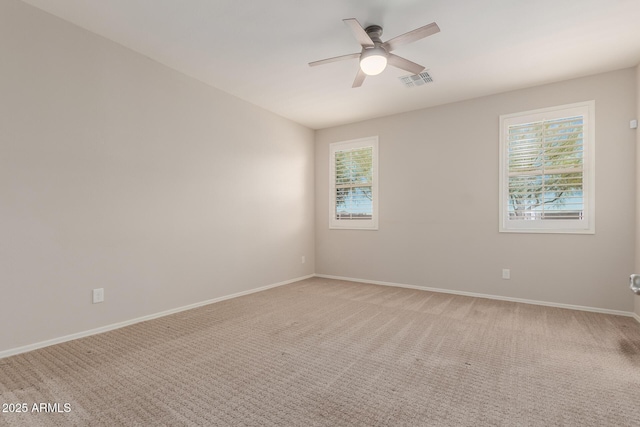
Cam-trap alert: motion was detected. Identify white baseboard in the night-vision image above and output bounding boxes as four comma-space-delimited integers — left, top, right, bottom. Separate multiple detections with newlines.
0, 274, 314, 359
314, 274, 636, 318
3, 272, 636, 359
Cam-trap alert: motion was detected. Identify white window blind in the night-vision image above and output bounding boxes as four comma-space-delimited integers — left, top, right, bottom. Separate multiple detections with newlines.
329, 137, 378, 230
499, 102, 594, 233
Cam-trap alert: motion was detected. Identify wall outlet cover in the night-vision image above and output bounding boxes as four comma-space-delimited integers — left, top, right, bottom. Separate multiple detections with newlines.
93, 288, 104, 304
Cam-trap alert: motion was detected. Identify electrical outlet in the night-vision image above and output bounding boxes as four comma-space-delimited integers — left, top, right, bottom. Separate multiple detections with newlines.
301, 255, 306, 264
92, 288, 104, 304
502, 269, 511, 280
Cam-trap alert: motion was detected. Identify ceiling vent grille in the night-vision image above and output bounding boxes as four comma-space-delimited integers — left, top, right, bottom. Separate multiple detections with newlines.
399, 71, 433, 88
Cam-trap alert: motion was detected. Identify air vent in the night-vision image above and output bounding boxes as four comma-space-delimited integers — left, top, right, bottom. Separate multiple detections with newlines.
399, 71, 433, 88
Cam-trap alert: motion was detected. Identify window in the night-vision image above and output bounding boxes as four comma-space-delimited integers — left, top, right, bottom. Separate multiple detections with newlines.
499, 101, 595, 233
329, 136, 378, 230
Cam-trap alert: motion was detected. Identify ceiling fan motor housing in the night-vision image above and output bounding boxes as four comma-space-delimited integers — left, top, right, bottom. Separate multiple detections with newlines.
360, 25, 387, 75
364, 25, 384, 41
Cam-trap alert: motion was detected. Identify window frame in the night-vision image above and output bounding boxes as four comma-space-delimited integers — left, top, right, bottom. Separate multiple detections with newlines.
499, 101, 595, 234
329, 136, 379, 230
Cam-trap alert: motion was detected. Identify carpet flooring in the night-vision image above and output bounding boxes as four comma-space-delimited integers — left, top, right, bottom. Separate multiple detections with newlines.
1, 277, 640, 426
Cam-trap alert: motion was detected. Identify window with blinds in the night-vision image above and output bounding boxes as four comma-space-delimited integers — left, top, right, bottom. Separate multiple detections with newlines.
499, 102, 594, 233
329, 137, 378, 230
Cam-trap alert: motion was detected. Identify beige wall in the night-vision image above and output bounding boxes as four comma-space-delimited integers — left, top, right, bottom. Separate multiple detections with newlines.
636, 65, 640, 319
316, 68, 637, 312
0, 0, 315, 353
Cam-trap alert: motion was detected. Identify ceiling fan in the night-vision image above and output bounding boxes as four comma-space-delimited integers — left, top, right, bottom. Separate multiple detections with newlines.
309, 18, 440, 88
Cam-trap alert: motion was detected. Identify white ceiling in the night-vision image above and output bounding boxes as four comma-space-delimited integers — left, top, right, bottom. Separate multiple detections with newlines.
19, 0, 640, 129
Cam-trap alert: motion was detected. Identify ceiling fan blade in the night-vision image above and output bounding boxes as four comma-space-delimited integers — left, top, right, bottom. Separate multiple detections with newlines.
387, 54, 425, 75
308, 52, 360, 67
343, 18, 375, 48
382, 22, 440, 52
352, 68, 366, 88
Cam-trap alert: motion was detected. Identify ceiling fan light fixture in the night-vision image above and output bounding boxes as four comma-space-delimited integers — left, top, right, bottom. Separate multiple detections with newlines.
309, 19, 440, 87
360, 47, 388, 76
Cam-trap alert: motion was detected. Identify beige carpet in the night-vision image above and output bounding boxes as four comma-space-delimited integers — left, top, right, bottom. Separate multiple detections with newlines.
1, 277, 640, 426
